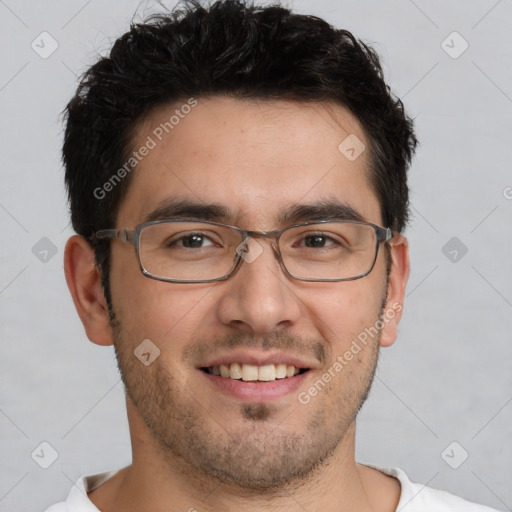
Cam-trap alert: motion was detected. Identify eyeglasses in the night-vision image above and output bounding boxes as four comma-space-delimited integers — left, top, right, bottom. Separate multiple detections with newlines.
94, 218, 393, 283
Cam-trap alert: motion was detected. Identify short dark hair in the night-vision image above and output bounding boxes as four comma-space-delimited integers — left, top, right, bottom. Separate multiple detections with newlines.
62, 0, 417, 306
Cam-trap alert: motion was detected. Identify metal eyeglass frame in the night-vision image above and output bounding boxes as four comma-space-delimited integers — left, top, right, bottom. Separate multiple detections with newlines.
94, 218, 394, 284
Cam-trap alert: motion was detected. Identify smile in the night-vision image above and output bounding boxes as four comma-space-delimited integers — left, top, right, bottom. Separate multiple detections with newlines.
202, 363, 309, 382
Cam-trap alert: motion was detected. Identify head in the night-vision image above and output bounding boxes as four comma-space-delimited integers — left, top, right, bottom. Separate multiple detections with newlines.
63, 0, 416, 491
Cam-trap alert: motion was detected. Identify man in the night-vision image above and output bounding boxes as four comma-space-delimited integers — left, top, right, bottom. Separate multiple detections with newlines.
47, 1, 501, 510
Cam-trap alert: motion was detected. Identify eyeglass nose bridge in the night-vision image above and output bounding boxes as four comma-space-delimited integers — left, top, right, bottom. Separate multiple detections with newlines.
235, 230, 285, 268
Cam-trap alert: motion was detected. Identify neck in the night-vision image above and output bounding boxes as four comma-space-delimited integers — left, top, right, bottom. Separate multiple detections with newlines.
89, 400, 400, 512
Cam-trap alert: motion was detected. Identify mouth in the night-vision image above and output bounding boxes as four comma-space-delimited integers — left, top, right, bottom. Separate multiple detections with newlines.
201, 363, 310, 382
197, 350, 318, 401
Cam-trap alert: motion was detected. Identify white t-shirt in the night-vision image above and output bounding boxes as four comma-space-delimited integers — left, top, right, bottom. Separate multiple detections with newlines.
44, 466, 502, 512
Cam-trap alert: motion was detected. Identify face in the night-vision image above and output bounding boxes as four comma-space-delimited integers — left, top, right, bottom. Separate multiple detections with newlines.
105, 97, 405, 489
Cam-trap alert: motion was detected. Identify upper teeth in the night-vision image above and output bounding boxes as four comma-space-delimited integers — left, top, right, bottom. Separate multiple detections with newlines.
208, 363, 301, 381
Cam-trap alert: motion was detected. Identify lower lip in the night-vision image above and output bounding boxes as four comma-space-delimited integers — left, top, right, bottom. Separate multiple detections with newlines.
200, 370, 311, 402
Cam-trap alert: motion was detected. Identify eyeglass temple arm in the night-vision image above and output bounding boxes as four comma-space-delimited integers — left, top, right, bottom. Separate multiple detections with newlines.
94, 229, 137, 245
379, 227, 394, 242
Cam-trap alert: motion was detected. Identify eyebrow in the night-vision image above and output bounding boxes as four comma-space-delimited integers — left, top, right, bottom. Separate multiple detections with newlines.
278, 200, 365, 224
144, 198, 231, 223
143, 197, 366, 225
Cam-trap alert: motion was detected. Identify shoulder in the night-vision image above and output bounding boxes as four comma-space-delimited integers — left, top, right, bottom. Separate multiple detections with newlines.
379, 467, 502, 512
43, 504, 67, 512
43, 468, 121, 512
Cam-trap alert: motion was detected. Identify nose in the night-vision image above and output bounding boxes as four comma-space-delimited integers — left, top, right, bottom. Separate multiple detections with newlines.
215, 237, 302, 334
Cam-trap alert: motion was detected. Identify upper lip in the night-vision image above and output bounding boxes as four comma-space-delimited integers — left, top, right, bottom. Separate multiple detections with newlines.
197, 349, 321, 370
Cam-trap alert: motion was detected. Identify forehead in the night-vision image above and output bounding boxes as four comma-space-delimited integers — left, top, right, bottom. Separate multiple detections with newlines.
116, 97, 381, 228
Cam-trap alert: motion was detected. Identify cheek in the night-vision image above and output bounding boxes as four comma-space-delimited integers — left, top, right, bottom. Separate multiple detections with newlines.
302, 278, 386, 353
109, 250, 212, 349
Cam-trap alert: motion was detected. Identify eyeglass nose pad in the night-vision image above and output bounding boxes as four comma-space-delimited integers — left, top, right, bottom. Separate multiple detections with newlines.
271, 241, 281, 261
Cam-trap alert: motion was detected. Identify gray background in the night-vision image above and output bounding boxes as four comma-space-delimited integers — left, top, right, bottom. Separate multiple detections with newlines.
1, 0, 511, 510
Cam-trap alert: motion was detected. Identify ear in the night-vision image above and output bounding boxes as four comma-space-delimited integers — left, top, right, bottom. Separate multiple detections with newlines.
64, 235, 114, 346
379, 234, 410, 348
